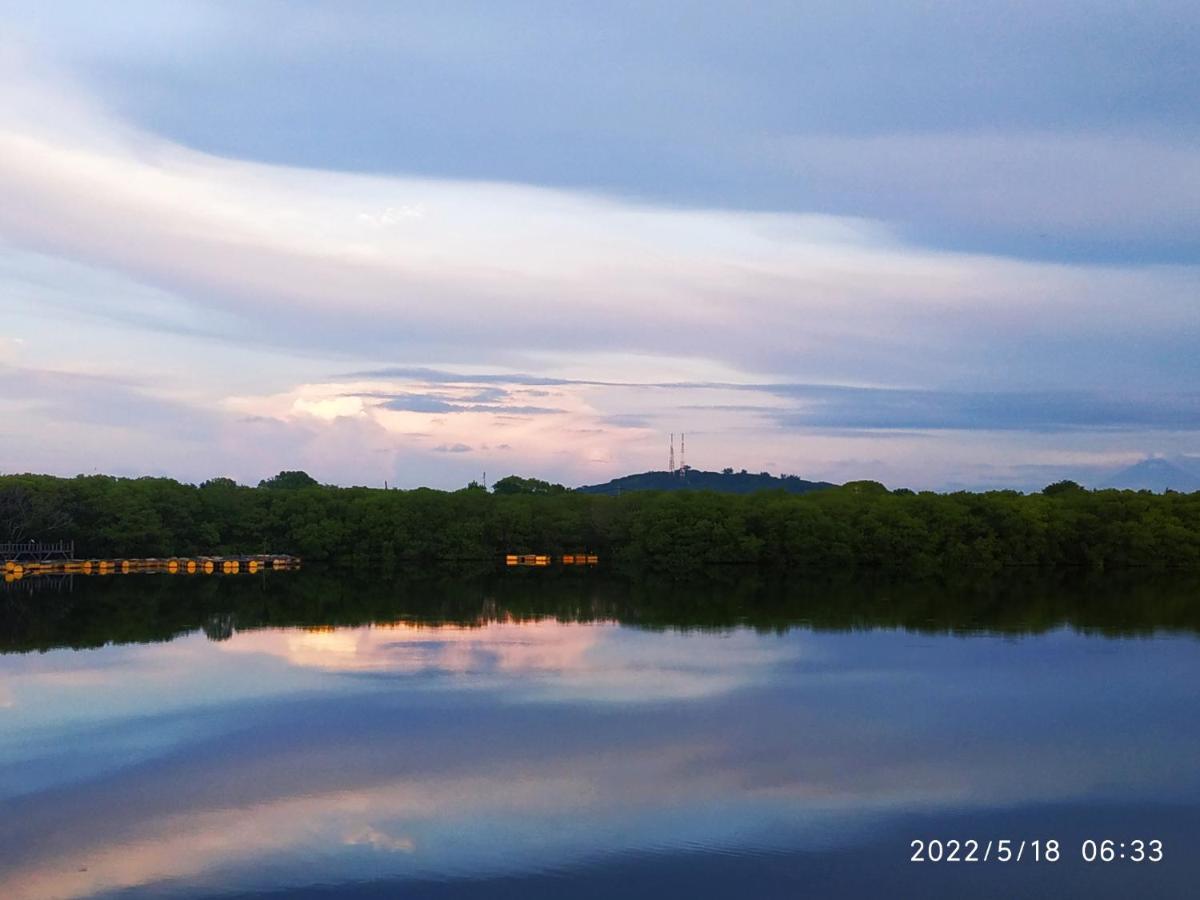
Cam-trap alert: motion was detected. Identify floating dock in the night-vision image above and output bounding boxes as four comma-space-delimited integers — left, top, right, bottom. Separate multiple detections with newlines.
505, 554, 598, 567
3, 555, 301, 581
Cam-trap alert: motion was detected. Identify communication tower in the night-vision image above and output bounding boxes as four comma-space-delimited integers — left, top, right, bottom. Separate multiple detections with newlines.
669, 433, 675, 473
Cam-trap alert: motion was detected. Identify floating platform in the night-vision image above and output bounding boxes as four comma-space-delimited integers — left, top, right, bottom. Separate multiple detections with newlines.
3, 555, 301, 581
505, 553, 598, 567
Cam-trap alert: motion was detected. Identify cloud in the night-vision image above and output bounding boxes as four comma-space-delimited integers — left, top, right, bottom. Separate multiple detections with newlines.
343, 826, 415, 854
9, 2, 1197, 262
378, 395, 563, 416
4, 354, 1197, 492
0, 58, 1196, 395
598, 414, 653, 429
0, 363, 222, 442
378, 394, 461, 414
0, 363, 483, 487
765, 130, 1200, 260
766, 385, 1200, 433
349, 371, 1200, 434
344, 367, 595, 386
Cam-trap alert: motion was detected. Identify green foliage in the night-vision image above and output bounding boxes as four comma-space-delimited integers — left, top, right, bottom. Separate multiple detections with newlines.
840, 480, 889, 495
258, 470, 320, 490
0, 473, 1198, 572
1043, 479, 1084, 495
492, 475, 567, 495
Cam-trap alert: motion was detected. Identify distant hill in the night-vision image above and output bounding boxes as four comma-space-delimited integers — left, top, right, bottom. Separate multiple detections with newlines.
1100, 458, 1200, 493
576, 468, 836, 496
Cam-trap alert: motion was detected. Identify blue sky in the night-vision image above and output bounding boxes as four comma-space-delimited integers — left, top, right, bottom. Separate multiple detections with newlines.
1, 1, 1197, 489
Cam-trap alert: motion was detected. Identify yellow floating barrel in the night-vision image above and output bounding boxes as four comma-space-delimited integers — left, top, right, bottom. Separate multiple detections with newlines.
1, 554, 296, 579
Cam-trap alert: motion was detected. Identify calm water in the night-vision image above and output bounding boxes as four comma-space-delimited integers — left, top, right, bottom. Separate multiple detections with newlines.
1, 571, 1198, 898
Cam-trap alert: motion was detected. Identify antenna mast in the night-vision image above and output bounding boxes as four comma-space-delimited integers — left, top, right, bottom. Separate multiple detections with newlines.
669, 433, 675, 473
680, 433, 686, 474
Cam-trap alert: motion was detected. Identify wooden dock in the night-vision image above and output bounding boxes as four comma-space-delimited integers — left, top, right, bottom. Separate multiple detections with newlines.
3, 555, 301, 581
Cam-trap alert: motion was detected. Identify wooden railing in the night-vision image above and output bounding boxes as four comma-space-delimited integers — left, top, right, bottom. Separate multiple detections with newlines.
0, 541, 75, 561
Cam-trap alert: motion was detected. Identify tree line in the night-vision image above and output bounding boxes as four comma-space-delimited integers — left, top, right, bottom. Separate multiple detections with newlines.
1, 472, 1198, 572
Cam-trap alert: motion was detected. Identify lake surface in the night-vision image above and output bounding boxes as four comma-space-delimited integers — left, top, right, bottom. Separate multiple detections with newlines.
1, 570, 1198, 898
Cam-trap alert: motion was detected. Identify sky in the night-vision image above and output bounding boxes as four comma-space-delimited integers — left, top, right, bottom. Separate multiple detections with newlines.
1, 0, 1197, 491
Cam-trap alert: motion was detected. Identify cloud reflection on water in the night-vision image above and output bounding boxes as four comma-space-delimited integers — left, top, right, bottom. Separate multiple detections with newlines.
0, 621, 1198, 899
217, 620, 804, 702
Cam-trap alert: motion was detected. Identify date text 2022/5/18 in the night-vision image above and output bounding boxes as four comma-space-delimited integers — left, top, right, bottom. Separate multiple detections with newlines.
910, 838, 1164, 864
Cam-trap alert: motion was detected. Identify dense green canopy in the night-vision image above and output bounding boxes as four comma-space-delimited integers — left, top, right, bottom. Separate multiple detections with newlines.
1, 471, 1198, 572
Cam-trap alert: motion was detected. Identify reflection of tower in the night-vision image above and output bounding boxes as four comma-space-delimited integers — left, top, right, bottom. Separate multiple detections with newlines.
669, 433, 675, 473
680, 433, 686, 474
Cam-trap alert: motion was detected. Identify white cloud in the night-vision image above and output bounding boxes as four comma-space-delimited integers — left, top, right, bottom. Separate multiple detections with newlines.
0, 58, 1195, 389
